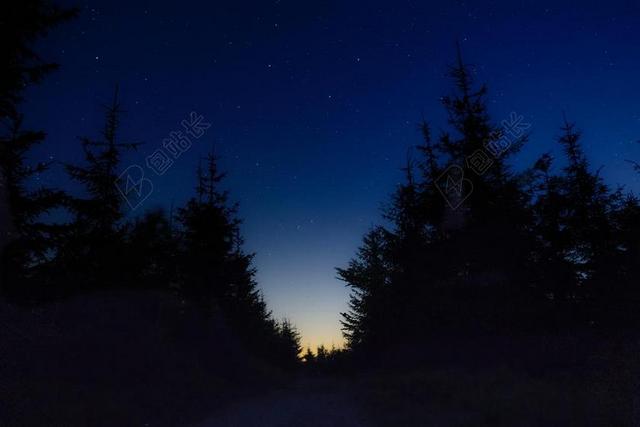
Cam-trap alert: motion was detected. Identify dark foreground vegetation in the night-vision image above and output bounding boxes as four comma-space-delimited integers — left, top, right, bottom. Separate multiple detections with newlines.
2, 1, 640, 426
1, 291, 299, 426
337, 47, 640, 363
1, 2, 300, 425
320, 46, 640, 426
324, 46, 640, 426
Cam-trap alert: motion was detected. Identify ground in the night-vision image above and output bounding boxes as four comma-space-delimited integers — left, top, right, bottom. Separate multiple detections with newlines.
197, 359, 638, 427
3, 295, 638, 426
198, 378, 368, 427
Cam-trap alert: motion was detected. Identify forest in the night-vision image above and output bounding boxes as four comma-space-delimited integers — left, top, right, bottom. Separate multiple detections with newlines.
2, 1, 640, 426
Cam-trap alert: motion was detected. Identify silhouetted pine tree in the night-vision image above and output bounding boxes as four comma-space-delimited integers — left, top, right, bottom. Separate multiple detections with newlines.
415, 120, 446, 229
402, 48, 534, 334
316, 345, 328, 364
176, 152, 240, 305
0, 1, 76, 122
277, 319, 302, 367
0, 118, 65, 295
528, 152, 577, 326
385, 156, 428, 288
381, 157, 435, 340
436, 48, 534, 299
340, 48, 592, 356
123, 208, 177, 289
302, 347, 316, 364
526, 120, 640, 329
552, 120, 634, 324
176, 152, 299, 365
556, 120, 606, 286
60, 88, 140, 290
0, 0, 76, 289
338, 226, 390, 351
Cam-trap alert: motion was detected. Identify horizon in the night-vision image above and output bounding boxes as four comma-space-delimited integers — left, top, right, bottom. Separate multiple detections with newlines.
20, 0, 640, 349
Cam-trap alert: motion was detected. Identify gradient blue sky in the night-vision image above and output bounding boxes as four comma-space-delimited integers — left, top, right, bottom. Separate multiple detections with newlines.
24, 0, 640, 348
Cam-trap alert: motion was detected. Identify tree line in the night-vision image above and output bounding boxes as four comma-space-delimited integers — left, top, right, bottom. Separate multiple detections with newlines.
4, 1, 640, 373
338, 49, 640, 360
0, 0, 301, 369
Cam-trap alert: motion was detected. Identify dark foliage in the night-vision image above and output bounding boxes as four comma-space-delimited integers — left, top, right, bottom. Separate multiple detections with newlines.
2, 85, 301, 370
0, 0, 77, 122
0, 0, 77, 291
3, 2, 640, 421
0, 2, 300, 380
339, 51, 640, 363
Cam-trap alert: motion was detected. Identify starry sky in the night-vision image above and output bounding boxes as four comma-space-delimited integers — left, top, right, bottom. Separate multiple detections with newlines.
23, 0, 640, 349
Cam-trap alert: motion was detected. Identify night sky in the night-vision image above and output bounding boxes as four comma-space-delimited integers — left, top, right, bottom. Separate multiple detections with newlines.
23, 0, 640, 349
